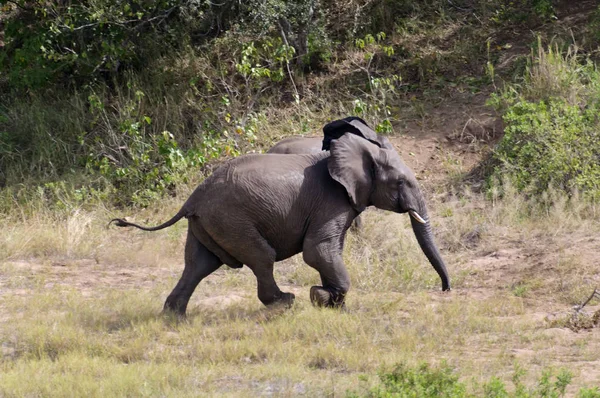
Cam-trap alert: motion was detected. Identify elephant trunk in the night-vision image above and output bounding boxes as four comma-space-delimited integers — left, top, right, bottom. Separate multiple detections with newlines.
409, 207, 451, 291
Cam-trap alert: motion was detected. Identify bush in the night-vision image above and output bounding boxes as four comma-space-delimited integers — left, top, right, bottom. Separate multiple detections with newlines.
579, 388, 600, 398
487, 42, 600, 200
351, 363, 467, 398
492, 98, 600, 198
351, 363, 596, 398
0, 82, 252, 207
0, 0, 188, 90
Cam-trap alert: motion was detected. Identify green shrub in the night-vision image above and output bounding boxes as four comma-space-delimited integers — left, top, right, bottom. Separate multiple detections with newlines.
489, 0, 555, 24
350, 363, 592, 398
351, 363, 467, 398
487, 42, 600, 200
590, 6, 600, 44
492, 98, 600, 198
483, 368, 572, 398
80, 86, 248, 207
579, 387, 600, 398
0, 82, 248, 208
0, 0, 188, 90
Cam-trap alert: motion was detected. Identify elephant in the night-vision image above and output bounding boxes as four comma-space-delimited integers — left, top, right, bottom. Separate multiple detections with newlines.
111, 117, 450, 317
267, 117, 395, 154
267, 117, 395, 231
268, 136, 365, 234
267, 136, 324, 155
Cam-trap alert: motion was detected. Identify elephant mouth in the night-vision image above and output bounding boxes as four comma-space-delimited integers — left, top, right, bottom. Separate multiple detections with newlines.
409, 210, 427, 224
396, 197, 427, 224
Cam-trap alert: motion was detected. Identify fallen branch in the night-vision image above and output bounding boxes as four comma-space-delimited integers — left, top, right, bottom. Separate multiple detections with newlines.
574, 288, 600, 313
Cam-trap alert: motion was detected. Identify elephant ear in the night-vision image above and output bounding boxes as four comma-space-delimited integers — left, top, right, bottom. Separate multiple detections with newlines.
328, 133, 378, 211
322, 116, 394, 150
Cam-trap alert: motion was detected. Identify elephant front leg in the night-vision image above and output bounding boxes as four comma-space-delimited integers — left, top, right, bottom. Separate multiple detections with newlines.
237, 231, 295, 308
303, 237, 350, 309
309, 285, 347, 308
249, 264, 295, 307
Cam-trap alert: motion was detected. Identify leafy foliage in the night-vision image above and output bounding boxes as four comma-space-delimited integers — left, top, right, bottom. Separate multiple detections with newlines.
234, 37, 297, 103
492, 99, 600, 198
351, 32, 400, 134
351, 363, 595, 398
0, 82, 255, 207
351, 363, 467, 398
488, 0, 555, 24
81, 87, 250, 206
483, 367, 573, 398
488, 43, 600, 199
0, 0, 185, 89
1, 0, 599, 208
579, 388, 600, 398
241, 0, 326, 68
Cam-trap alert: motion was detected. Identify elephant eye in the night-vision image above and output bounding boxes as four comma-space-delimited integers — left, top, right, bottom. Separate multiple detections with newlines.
398, 179, 405, 187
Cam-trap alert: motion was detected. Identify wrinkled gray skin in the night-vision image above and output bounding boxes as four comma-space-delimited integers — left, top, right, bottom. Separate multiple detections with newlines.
112, 133, 450, 316
267, 136, 365, 230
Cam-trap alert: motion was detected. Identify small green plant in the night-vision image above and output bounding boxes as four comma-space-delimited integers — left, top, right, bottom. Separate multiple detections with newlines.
352, 363, 584, 398
355, 32, 394, 57
350, 363, 467, 397
82, 88, 242, 207
235, 39, 296, 84
512, 282, 530, 298
589, 6, 600, 44
579, 387, 600, 398
489, 0, 555, 25
485, 366, 574, 398
490, 98, 600, 199
486, 39, 496, 88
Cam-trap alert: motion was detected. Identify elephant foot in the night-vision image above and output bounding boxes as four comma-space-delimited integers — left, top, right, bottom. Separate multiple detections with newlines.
161, 307, 188, 324
310, 286, 346, 309
162, 297, 188, 318
266, 292, 295, 308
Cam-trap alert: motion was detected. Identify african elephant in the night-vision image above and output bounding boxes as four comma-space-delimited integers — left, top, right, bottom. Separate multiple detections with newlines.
112, 118, 450, 316
267, 117, 395, 154
267, 117, 395, 232
267, 136, 324, 155
268, 136, 364, 233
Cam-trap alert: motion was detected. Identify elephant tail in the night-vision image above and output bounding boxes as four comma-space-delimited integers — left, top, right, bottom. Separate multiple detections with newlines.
109, 210, 186, 232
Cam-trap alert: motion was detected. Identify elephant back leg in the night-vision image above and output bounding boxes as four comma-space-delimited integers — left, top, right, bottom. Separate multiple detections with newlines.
163, 225, 222, 316
302, 235, 351, 308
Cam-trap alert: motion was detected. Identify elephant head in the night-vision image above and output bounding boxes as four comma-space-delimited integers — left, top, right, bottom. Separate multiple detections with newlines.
328, 133, 450, 291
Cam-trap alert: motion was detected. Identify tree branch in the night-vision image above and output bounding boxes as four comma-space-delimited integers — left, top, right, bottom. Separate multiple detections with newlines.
277, 19, 300, 101
4, 0, 33, 12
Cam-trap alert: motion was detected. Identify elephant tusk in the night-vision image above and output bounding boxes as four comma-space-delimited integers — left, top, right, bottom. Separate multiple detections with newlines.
409, 210, 427, 224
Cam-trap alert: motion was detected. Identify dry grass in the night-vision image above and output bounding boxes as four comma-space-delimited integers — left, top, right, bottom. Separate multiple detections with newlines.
0, 278, 532, 396
1, 182, 600, 396
524, 40, 592, 105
